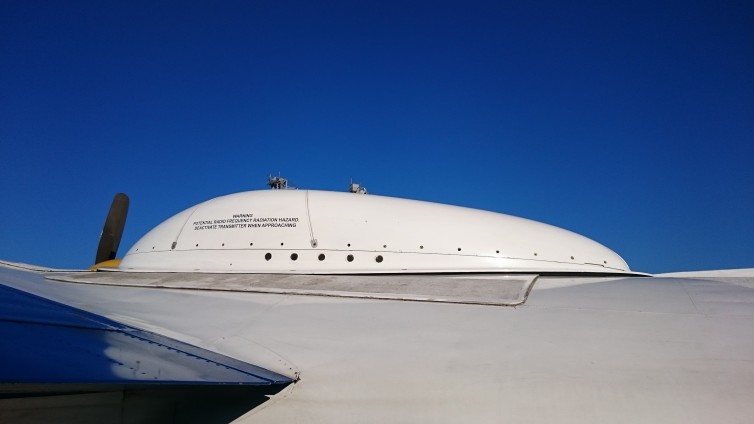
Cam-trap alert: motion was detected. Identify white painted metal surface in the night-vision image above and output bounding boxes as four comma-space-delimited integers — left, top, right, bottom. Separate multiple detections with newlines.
119, 190, 629, 274
2, 263, 753, 424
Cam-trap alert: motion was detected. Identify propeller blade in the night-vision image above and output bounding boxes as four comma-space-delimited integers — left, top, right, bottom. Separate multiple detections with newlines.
94, 193, 129, 265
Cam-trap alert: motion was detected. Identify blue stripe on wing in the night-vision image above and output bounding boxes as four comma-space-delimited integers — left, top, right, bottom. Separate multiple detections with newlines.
0, 283, 292, 386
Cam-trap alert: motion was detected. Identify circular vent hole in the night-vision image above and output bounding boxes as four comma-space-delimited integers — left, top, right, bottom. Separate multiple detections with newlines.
318, 253, 326, 261
346, 254, 354, 262
265, 253, 272, 261
290, 253, 298, 261
375, 255, 384, 263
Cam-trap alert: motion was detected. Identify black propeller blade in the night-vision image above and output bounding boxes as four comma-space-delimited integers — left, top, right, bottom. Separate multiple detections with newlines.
94, 193, 129, 265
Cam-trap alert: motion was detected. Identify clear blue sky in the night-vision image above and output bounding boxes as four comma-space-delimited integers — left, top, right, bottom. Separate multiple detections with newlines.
1, 1, 752, 273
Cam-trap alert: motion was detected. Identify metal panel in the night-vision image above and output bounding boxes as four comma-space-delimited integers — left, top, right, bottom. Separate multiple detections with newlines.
49, 271, 537, 306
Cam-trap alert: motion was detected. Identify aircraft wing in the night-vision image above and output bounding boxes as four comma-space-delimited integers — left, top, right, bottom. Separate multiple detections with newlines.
0, 262, 293, 424
2, 260, 754, 423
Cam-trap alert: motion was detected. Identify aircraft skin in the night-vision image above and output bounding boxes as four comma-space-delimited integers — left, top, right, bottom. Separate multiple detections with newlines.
1, 189, 753, 423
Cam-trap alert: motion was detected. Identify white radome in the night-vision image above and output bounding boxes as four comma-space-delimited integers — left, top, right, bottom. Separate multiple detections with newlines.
119, 190, 630, 274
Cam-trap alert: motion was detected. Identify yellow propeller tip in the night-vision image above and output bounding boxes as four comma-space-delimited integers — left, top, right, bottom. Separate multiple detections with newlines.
89, 258, 122, 271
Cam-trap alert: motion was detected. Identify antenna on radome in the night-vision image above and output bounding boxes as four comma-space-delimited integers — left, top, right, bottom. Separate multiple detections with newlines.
267, 173, 296, 190
349, 177, 368, 194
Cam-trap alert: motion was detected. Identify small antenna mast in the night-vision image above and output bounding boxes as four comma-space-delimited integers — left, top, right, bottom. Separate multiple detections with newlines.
267, 173, 288, 190
349, 177, 368, 194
